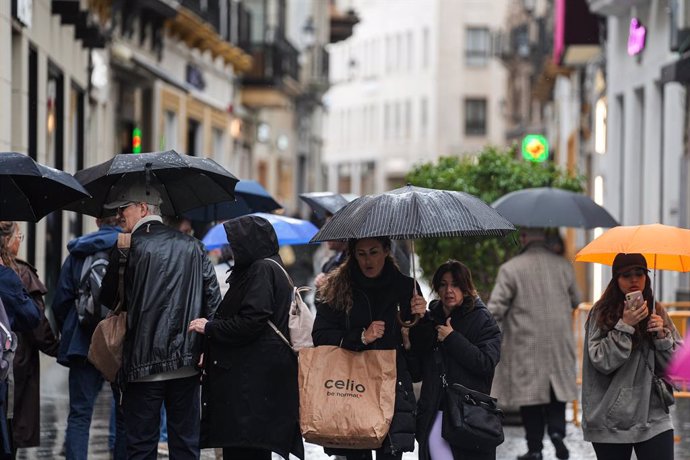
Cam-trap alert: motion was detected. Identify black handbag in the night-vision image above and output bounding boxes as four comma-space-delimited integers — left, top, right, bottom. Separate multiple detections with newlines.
644, 347, 676, 414
435, 348, 504, 451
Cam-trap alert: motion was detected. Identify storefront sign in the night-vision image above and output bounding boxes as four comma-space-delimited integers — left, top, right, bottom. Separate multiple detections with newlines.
186, 64, 206, 91
628, 18, 646, 56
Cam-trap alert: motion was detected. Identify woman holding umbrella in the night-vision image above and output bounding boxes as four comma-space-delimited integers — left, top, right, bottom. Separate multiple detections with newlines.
312, 236, 427, 460
582, 253, 681, 460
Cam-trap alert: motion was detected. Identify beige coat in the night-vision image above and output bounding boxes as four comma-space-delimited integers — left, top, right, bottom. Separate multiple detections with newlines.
488, 244, 580, 407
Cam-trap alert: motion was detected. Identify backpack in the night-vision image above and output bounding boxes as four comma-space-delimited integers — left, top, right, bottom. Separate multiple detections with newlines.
0, 298, 16, 381
76, 251, 110, 330
264, 258, 315, 352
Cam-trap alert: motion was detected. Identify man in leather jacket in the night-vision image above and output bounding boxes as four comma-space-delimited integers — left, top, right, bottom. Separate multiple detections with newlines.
100, 178, 221, 459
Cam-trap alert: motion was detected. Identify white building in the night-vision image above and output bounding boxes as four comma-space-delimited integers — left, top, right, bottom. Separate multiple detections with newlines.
588, 0, 687, 301
323, 0, 509, 195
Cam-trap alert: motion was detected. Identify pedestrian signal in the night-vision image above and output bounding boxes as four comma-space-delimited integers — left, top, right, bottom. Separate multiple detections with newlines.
522, 134, 549, 163
132, 127, 142, 154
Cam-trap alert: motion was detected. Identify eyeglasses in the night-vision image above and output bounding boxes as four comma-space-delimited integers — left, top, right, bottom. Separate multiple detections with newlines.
13, 232, 24, 243
619, 268, 646, 279
116, 203, 137, 215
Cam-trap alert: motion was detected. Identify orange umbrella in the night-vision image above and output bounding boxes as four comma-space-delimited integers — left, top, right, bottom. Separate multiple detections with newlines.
575, 223, 690, 272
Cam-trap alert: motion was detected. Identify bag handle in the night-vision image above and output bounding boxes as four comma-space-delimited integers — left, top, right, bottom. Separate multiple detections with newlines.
263, 258, 298, 355
113, 233, 131, 316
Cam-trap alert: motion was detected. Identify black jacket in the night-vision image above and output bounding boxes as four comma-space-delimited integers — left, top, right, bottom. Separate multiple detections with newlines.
409, 298, 501, 459
101, 220, 220, 382
312, 260, 419, 455
200, 215, 304, 460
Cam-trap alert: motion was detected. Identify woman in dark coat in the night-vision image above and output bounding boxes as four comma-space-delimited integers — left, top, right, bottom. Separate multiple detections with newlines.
312, 236, 427, 460
409, 260, 502, 460
0, 221, 58, 450
188, 215, 304, 460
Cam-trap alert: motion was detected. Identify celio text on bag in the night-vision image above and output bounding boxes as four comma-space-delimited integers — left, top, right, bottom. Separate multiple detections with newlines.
324, 379, 366, 398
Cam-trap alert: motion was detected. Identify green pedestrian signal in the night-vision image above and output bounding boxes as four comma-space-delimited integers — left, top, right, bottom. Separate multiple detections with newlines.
132, 127, 142, 154
522, 134, 549, 163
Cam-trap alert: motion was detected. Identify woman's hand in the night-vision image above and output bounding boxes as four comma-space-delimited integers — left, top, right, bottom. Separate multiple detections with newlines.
364, 320, 386, 344
188, 318, 208, 334
646, 312, 667, 337
436, 318, 453, 342
410, 294, 427, 317
621, 300, 648, 327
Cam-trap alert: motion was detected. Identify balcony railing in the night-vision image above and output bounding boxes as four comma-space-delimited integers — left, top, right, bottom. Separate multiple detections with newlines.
243, 33, 299, 85
180, 0, 251, 49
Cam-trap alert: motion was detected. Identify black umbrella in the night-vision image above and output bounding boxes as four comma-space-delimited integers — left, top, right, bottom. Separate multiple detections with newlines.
65, 150, 239, 218
311, 185, 515, 242
491, 187, 618, 229
0, 152, 90, 222
299, 192, 350, 219
184, 180, 282, 221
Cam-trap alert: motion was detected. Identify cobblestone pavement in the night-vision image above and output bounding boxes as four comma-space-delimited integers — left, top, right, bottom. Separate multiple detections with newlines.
15, 356, 690, 459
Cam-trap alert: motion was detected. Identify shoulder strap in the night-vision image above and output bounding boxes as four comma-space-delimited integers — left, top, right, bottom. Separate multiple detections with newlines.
264, 257, 294, 287
114, 233, 131, 315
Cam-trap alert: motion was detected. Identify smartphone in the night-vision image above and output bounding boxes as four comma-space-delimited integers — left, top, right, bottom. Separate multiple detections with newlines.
625, 290, 643, 311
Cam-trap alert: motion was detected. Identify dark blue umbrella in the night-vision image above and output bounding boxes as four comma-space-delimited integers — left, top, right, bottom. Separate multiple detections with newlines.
299, 192, 349, 219
0, 152, 90, 221
184, 180, 282, 221
203, 212, 318, 249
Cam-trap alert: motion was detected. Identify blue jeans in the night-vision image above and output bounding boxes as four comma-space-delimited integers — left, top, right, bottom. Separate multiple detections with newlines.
65, 361, 125, 460
122, 375, 200, 460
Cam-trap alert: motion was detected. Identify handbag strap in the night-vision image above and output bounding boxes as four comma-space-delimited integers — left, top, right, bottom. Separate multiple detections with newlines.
263, 258, 297, 355
113, 233, 131, 316
434, 346, 449, 388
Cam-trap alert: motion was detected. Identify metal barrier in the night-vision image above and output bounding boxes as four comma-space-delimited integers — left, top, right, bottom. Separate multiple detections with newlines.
571, 302, 690, 427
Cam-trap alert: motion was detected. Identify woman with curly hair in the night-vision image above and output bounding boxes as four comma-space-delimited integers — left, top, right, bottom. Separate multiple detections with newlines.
582, 253, 681, 460
0, 222, 58, 451
312, 236, 427, 460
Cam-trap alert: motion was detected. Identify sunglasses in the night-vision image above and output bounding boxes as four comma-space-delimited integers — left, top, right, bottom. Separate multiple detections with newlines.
619, 268, 646, 279
116, 202, 137, 215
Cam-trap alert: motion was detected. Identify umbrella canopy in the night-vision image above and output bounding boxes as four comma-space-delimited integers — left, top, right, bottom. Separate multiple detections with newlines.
0, 152, 90, 222
65, 150, 239, 218
668, 331, 690, 381
203, 212, 319, 249
311, 185, 515, 242
184, 180, 281, 221
492, 187, 618, 229
299, 192, 349, 219
575, 223, 690, 272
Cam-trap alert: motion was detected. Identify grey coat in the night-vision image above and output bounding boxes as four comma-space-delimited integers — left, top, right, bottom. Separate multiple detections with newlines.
582, 308, 680, 443
488, 244, 580, 407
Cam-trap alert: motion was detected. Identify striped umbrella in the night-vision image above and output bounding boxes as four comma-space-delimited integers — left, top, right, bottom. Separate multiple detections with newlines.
310, 185, 515, 242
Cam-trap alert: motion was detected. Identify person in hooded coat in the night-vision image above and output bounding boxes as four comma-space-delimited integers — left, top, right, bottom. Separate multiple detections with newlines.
189, 215, 304, 460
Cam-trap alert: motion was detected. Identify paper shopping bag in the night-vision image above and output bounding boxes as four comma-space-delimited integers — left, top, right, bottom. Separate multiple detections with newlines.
298, 345, 396, 449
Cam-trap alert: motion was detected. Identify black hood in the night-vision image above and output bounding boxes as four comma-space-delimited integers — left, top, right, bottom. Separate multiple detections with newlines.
224, 215, 279, 267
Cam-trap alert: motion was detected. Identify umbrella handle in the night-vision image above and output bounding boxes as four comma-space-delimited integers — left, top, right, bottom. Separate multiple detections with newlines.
397, 305, 421, 328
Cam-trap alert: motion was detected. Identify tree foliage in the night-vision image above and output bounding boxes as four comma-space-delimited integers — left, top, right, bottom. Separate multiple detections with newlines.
405, 146, 585, 298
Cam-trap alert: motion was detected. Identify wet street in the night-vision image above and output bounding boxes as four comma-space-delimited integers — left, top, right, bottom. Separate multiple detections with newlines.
15, 355, 690, 459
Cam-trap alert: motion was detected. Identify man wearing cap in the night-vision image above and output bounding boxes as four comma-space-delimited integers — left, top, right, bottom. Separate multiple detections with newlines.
488, 228, 580, 460
100, 178, 221, 460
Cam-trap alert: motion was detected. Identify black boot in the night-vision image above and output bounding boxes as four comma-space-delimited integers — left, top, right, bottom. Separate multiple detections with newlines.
550, 433, 569, 459
516, 452, 542, 460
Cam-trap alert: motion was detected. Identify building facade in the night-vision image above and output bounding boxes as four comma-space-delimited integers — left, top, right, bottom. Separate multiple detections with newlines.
323, 0, 509, 195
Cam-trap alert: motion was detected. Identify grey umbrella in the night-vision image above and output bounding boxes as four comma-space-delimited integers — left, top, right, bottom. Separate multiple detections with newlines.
0, 152, 90, 221
491, 187, 618, 229
310, 185, 515, 242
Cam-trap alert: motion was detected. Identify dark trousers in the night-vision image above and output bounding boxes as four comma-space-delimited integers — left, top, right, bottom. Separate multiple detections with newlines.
592, 430, 674, 460
519, 386, 566, 453
222, 447, 271, 459
344, 450, 401, 460
122, 374, 200, 460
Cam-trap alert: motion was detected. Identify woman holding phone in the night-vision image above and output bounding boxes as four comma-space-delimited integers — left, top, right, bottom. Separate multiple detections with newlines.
581, 253, 681, 460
